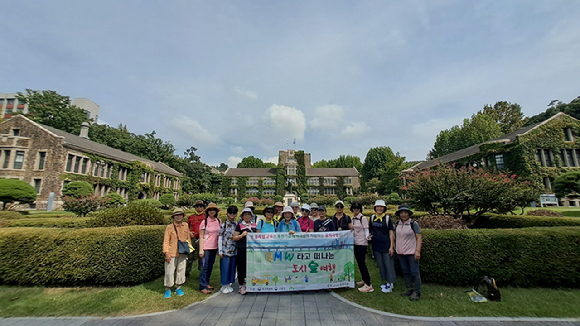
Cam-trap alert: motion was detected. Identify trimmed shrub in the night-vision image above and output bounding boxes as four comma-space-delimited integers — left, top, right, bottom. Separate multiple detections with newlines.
88, 200, 165, 227
159, 193, 176, 208
416, 215, 468, 230
471, 214, 580, 229
0, 179, 37, 210
7, 217, 90, 228
62, 196, 102, 216
527, 209, 564, 217
563, 211, 580, 218
273, 195, 283, 202
0, 226, 165, 285
61, 181, 93, 198
218, 197, 235, 206
421, 227, 580, 287
177, 193, 219, 206
0, 211, 26, 220
308, 195, 339, 206
133, 198, 162, 208
386, 192, 402, 205
103, 193, 126, 208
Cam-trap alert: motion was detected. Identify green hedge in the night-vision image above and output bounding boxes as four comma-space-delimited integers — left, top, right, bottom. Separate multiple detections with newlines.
6, 218, 90, 228
562, 211, 580, 218
421, 227, 580, 287
0, 226, 165, 285
471, 214, 580, 229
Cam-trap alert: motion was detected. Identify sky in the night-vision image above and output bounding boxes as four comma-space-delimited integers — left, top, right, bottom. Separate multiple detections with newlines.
2, 1, 580, 167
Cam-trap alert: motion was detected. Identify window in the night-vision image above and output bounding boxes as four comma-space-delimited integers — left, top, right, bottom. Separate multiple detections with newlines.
286, 158, 296, 163
263, 189, 276, 196
13, 151, 25, 169
536, 149, 542, 164
287, 166, 296, 175
344, 177, 352, 184
324, 188, 336, 195
564, 128, 575, 142
73, 156, 81, 173
2, 150, 10, 169
308, 187, 319, 195
324, 177, 337, 186
263, 178, 276, 185
33, 179, 42, 194
307, 178, 319, 186
247, 178, 259, 186
566, 149, 577, 167
7, 99, 14, 105
66, 154, 74, 172
495, 154, 504, 170
544, 149, 553, 167
560, 149, 567, 167
246, 188, 259, 195
106, 164, 113, 178
12, 129, 20, 137
231, 178, 237, 185
81, 158, 88, 174
38, 152, 46, 170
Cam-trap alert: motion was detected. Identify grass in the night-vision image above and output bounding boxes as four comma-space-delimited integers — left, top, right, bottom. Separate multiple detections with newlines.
334, 255, 580, 318
0, 259, 221, 317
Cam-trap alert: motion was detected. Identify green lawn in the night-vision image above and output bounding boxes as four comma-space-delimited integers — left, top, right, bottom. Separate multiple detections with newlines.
334, 255, 580, 318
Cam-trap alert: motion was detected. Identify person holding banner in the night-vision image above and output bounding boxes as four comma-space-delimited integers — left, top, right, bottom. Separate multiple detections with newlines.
314, 206, 335, 232
369, 199, 396, 293
233, 207, 258, 295
298, 203, 314, 232
351, 202, 373, 293
257, 206, 278, 233
276, 206, 301, 233
199, 203, 221, 294
218, 205, 239, 294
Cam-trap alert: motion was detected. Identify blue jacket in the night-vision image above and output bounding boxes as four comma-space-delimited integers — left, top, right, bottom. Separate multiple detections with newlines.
276, 219, 301, 233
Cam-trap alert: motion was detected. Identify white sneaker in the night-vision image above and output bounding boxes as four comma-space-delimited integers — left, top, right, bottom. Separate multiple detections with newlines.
221, 286, 229, 294
380, 283, 387, 289
382, 283, 393, 293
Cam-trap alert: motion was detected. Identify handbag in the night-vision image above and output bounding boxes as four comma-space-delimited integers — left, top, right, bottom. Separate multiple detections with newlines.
173, 224, 190, 255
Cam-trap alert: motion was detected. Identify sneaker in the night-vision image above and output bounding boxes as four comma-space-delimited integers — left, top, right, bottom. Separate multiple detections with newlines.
164, 289, 171, 299
221, 286, 229, 294
239, 285, 247, 295
227, 284, 234, 293
175, 288, 184, 296
381, 284, 393, 293
401, 289, 413, 297
380, 283, 387, 289
356, 280, 365, 286
358, 284, 374, 293
410, 292, 420, 301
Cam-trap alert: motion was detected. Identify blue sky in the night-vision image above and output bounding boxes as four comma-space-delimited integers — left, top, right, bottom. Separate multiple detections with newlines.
2, 1, 579, 167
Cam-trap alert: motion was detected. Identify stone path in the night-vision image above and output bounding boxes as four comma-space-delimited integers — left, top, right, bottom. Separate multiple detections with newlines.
1, 286, 578, 326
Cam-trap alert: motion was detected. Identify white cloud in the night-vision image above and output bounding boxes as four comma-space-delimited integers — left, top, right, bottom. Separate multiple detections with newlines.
172, 116, 222, 147
231, 146, 246, 155
227, 156, 243, 168
341, 121, 371, 138
266, 104, 306, 141
310, 104, 344, 130
234, 87, 258, 100
263, 156, 279, 165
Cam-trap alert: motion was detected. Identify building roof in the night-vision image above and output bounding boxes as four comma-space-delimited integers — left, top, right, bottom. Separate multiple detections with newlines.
407, 112, 570, 172
19, 117, 183, 177
224, 168, 278, 177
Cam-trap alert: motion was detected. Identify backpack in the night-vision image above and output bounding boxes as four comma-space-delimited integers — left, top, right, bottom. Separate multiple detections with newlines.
395, 219, 420, 234
259, 219, 279, 230
474, 276, 501, 301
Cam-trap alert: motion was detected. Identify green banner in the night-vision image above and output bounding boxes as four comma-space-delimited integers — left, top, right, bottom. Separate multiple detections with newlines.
246, 231, 355, 292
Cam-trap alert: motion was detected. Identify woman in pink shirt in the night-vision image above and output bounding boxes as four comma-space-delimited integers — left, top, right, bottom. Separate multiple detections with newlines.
395, 204, 422, 301
199, 202, 221, 294
298, 203, 314, 232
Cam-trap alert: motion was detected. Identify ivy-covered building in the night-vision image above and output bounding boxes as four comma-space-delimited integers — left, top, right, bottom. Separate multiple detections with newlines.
223, 150, 360, 202
0, 115, 182, 209
406, 112, 580, 204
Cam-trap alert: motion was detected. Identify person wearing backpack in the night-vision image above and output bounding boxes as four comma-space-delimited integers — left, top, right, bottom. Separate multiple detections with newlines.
198, 203, 221, 294
395, 204, 422, 301
257, 206, 278, 233
369, 200, 396, 293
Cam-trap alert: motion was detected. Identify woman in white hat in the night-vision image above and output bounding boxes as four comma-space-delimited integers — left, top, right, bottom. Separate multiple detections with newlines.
297, 203, 314, 232
233, 208, 258, 294
369, 199, 396, 293
276, 206, 301, 234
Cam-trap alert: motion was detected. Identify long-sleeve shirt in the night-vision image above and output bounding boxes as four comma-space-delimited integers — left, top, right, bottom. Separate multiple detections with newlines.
163, 222, 191, 258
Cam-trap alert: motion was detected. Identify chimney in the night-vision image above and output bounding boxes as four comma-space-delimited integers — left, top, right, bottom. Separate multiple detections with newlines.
79, 122, 90, 139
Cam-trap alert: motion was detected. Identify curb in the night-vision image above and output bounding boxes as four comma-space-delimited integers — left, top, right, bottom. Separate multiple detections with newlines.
330, 292, 580, 322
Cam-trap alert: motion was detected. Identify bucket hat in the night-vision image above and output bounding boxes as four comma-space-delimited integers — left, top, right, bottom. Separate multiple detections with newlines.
205, 202, 220, 213
395, 204, 413, 217
172, 208, 185, 217
309, 202, 319, 209
373, 199, 387, 209
281, 206, 295, 219
274, 201, 284, 207
301, 203, 311, 211
240, 207, 253, 217
290, 202, 300, 208
244, 201, 255, 208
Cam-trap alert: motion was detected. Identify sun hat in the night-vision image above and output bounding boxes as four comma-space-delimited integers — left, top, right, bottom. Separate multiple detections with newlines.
334, 200, 345, 207
301, 203, 311, 211
244, 201, 254, 208
350, 202, 363, 212
263, 206, 275, 214
172, 208, 185, 216
194, 200, 206, 207
373, 199, 387, 209
274, 201, 284, 207
290, 202, 300, 208
241, 207, 253, 216
395, 204, 414, 217
317, 205, 326, 212
309, 202, 319, 209
281, 206, 295, 219
204, 202, 220, 213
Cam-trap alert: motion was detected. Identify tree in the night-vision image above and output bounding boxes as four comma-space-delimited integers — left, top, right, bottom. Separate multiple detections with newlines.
159, 193, 176, 208
526, 96, 580, 126
428, 113, 503, 159
213, 163, 228, 172
16, 89, 92, 134
62, 181, 94, 198
313, 155, 363, 171
237, 156, 272, 168
554, 171, 580, 198
480, 101, 528, 134
0, 179, 37, 210
361, 147, 408, 195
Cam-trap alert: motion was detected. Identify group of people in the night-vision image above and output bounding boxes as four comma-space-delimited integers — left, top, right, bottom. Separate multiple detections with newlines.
162, 199, 422, 301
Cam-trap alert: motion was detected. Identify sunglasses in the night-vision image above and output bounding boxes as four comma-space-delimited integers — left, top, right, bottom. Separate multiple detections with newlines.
317, 209, 326, 212
265, 211, 274, 214
335, 205, 344, 208
301, 209, 310, 212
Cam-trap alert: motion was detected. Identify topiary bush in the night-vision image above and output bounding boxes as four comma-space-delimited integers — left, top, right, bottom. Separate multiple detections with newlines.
88, 200, 165, 227
159, 193, 176, 209
386, 192, 402, 205
471, 214, 580, 229
554, 170, 580, 198
61, 181, 94, 198
103, 192, 126, 208
133, 198, 161, 208
421, 227, 580, 287
0, 179, 37, 210
7, 217, 90, 228
0, 226, 165, 285
62, 196, 102, 217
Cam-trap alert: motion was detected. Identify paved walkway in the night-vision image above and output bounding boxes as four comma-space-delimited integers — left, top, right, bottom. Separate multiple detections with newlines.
1, 286, 578, 326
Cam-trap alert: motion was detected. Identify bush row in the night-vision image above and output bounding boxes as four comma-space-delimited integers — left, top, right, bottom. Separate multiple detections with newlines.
6, 218, 90, 228
470, 214, 580, 229
0, 226, 165, 285
420, 226, 580, 287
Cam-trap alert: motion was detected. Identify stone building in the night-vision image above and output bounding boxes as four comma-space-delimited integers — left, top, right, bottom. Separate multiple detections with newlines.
0, 93, 100, 121
0, 115, 182, 209
224, 150, 360, 203
404, 112, 580, 205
